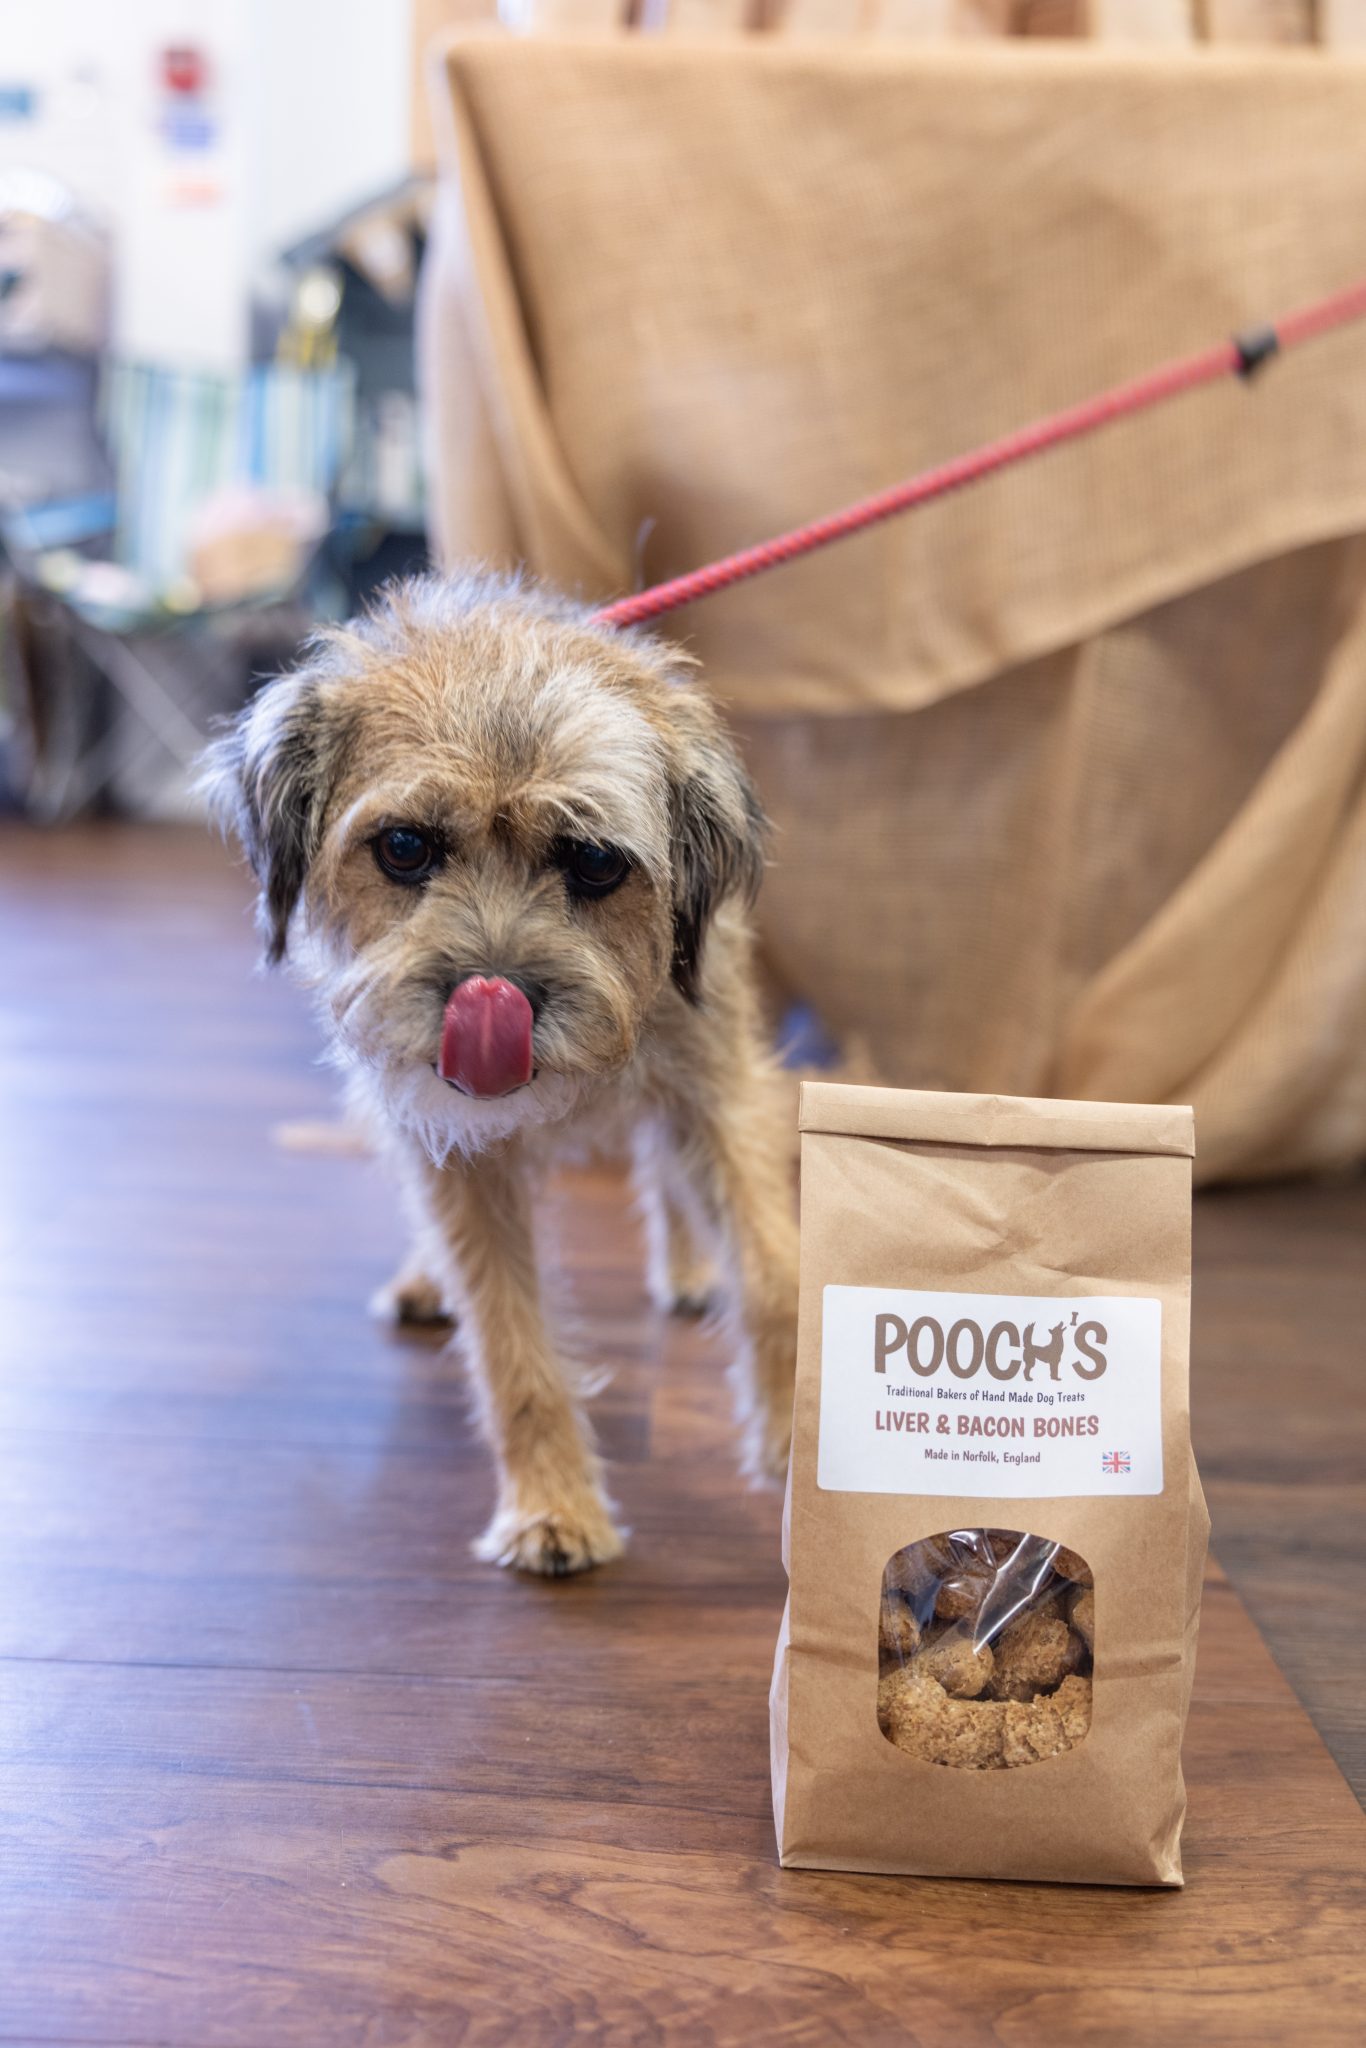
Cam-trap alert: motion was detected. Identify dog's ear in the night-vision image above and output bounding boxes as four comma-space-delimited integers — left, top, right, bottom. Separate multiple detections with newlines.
665, 695, 767, 1003
199, 666, 343, 963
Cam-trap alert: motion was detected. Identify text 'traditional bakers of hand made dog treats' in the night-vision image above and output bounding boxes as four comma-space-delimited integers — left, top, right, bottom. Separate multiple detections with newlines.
770, 1083, 1209, 1886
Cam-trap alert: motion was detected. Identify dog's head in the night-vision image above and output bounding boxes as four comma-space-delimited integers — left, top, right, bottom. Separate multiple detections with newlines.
201, 572, 765, 1154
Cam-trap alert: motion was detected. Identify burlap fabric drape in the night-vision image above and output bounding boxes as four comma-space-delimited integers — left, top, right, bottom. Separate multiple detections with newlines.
420, 36, 1366, 1182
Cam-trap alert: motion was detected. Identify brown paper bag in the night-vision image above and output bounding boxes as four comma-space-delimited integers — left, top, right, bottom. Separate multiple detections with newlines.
771, 1082, 1209, 1886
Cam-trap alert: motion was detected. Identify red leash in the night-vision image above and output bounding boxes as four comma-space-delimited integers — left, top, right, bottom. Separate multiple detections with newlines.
591, 277, 1366, 632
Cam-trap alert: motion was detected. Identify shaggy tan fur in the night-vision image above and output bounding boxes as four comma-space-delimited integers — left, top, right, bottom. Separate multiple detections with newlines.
203, 571, 798, 1575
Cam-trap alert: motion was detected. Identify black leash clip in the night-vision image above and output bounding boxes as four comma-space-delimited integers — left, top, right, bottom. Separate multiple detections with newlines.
1233, 325, 1281, 379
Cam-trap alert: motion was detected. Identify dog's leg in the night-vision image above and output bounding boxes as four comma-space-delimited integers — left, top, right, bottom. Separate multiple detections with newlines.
634, 1152, 716, 1317
411, 1140, 623, 1576
650, 1062, 800, 1482
369, 1160, 455, 1326
664, 1195, 718, 1317
370, 1255, 452, 1328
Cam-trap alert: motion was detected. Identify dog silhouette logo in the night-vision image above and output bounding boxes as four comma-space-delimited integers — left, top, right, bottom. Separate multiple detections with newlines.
1021, 1312, 1080, 1383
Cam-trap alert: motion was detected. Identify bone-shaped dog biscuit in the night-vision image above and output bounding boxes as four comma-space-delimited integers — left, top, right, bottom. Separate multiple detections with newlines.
989, 1606, 1084, 1702
913, 1626, 995, 1699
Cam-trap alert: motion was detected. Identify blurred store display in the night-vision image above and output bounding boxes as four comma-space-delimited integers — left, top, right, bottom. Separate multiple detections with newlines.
0, 350, 353, 823
0, 55, 429, 826
187, 486, 330, 610
0, 7, 421, 824
279, 180, 431, 597
99, 357, 353, 595
0, 169, 109, 358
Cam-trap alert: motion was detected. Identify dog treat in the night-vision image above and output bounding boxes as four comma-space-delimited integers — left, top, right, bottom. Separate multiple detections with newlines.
914, 1625, 995, 1699
1051, 1545, 1094, 1587
878, 1671, 1008, 1771
883, 1545, 939, 1602
1070, 1584, 1096, 1653
1052, 1673, 1093, 1743
989, 1603, 1083, 1703
771, 1081, 1208, 1885
881, 1660, 1097, 1772
878, 1594, 922, 1661
876, 1531, 1088, 1733
1001, 1676, 1094, 1767
932, 1565, 994, 1623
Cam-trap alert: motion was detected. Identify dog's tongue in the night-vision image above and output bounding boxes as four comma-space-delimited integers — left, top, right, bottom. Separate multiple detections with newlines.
439, 977, 534, 1098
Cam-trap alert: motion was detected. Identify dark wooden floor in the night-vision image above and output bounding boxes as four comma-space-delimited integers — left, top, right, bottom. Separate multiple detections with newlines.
1, 822, 1363, 2046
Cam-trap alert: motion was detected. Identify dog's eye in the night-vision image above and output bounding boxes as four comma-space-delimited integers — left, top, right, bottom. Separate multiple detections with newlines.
373, 825, 441, 884
560, 840, 629, 899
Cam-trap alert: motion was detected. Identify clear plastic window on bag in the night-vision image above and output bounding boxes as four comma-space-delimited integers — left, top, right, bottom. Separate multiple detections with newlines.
876, 1530, 1094, 1770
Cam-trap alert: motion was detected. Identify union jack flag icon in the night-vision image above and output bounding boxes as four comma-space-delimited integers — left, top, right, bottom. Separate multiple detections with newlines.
1102, 1451, 1131, 1475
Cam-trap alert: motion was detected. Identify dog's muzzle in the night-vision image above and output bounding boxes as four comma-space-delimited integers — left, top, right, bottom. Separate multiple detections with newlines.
438, 976, 535, 1098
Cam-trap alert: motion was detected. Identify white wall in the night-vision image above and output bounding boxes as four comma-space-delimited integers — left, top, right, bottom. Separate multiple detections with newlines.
0, 0, 412, 369
1, 4, 126, 227
245, 0, 411, 262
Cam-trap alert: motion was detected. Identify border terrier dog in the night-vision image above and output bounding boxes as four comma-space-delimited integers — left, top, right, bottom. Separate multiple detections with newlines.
203, 571, 799, 1575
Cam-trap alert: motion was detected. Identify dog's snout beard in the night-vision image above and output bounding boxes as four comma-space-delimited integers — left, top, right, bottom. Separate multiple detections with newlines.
325, 936, 643, 1159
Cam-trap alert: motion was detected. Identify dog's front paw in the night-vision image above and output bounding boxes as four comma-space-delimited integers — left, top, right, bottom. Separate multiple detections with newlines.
369, 1265, 454, 1327
474, 1494, 626, 1577
644, 1207, 719, 1318
668, 1278, 719, 1319
646, 1257, 719, 1319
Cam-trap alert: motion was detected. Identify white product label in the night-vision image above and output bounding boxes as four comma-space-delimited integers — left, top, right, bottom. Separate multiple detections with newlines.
818, 1287, 1163, 1498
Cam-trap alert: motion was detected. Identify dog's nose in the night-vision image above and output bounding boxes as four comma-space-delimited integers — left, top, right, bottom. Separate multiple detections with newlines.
497, 972, 547, 1020
446, 970, 545, 1019
439, 975, 536, 1098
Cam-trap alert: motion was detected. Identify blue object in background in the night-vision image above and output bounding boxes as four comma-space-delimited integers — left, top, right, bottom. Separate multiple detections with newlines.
778, 1002, 841, 1070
